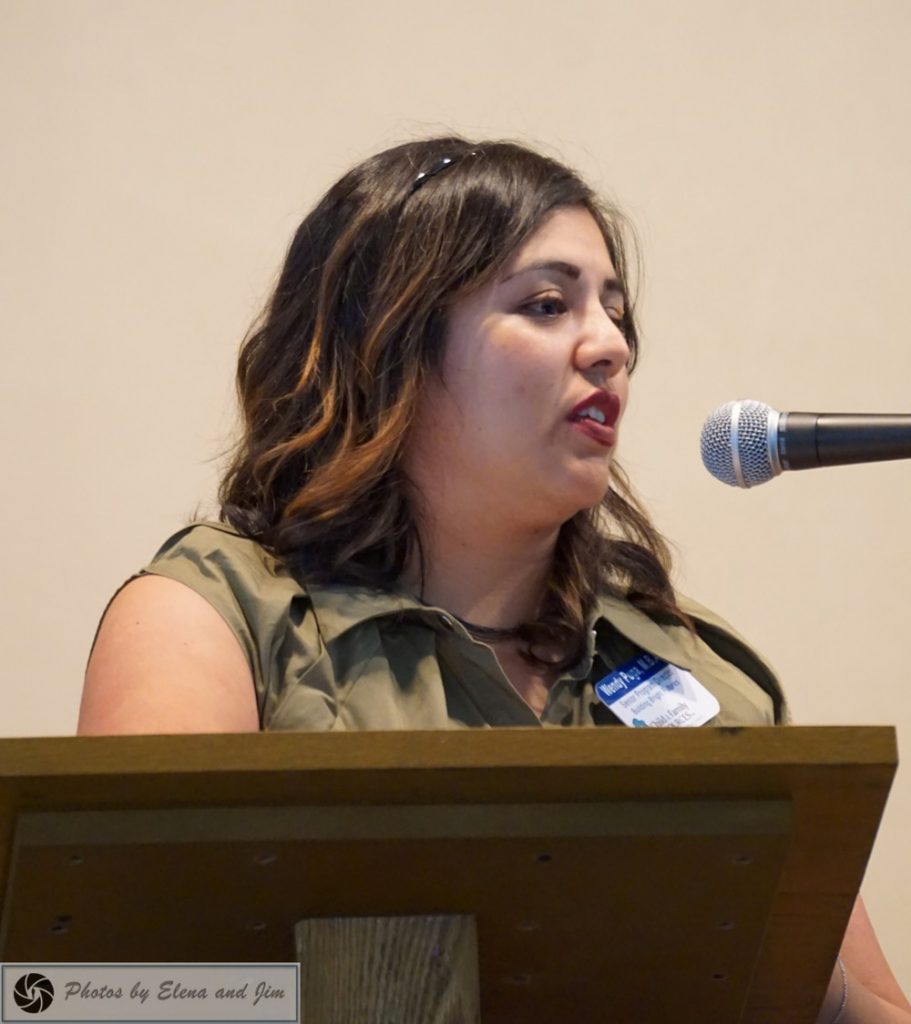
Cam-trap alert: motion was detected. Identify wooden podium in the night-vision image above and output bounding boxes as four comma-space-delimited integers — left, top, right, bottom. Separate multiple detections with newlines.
0, 727, 897, 1023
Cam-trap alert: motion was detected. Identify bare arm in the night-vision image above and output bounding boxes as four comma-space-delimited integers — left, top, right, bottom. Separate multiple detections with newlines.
79, 575, 260, 734
815, 896, 911, 1023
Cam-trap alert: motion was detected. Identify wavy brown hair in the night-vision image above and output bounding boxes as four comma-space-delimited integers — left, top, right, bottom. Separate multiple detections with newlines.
219, 136, 687, 669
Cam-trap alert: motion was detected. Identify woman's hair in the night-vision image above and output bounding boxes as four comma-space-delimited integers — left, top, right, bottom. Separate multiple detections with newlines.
219, 136, 687, 669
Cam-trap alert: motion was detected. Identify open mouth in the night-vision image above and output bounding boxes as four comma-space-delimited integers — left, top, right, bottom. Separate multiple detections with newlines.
569, 392, 621, 425
568, 391, 621, 447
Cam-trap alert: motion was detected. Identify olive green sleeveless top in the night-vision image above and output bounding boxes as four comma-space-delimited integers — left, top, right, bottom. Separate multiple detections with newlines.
139, 523, 788, 731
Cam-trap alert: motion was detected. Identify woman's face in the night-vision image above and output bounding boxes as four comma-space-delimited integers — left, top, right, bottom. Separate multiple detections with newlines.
407, 205, 631, 531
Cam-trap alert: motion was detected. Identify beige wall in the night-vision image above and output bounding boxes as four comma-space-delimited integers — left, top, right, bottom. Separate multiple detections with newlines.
2, 0, 909, 982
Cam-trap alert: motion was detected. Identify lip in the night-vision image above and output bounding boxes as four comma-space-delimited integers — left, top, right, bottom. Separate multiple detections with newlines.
567, 391, 622, 448
568, 390, 622, 426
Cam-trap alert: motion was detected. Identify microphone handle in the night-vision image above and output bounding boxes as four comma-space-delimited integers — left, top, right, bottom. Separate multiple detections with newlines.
779, 413, 911, 469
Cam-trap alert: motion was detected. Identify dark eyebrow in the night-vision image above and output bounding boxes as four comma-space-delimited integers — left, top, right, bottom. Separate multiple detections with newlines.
500, 259, 626, 302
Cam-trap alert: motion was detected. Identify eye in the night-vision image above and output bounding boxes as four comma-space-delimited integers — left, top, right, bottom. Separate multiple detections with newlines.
520, 295, 567, 319
604, 303, 629, 332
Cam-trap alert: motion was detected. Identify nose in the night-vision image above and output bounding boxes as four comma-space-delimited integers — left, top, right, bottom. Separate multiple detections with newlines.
575, 302, 631, 380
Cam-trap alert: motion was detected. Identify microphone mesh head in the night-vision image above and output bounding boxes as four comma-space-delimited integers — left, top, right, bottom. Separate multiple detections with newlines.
700, 400, 779, 488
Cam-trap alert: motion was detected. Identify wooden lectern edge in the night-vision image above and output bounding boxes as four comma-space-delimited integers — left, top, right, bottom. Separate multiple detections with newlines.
0, 725, 898, 777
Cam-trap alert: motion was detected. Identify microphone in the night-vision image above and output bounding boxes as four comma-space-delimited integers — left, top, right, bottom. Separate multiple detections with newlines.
700, 400, 911, 488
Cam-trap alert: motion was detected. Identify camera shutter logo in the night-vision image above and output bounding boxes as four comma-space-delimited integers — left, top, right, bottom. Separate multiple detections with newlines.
12, 973, 55, 1014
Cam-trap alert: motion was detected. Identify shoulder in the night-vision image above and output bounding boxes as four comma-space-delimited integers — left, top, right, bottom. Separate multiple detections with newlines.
140, 524, 433, 730
675, 592, 779, 671
675, 592, 789, 724
143, 522, 304, 631
147, 521, 287, 587
140, 521, 314, 701
80, 538, 265, 734
83, 522, 322, 734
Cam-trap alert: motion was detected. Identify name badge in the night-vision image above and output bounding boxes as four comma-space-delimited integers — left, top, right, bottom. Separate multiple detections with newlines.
594, 653, 720, 727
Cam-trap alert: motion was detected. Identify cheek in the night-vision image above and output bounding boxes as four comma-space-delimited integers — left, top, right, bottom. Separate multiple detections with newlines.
444, 327, 562, 431
475, 364, 541, 428
408, 379, 460, 453
485, 339, 557, 397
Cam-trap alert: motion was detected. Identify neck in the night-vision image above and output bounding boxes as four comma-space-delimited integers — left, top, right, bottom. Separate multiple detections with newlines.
403, 509, 558, 630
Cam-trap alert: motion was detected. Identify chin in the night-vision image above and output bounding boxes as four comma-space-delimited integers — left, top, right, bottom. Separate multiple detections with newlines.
575, 462, 614, 501
548, 474, 613, 523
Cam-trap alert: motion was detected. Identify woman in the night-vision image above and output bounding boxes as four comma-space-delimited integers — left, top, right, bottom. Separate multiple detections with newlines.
79, 137, 908, 1021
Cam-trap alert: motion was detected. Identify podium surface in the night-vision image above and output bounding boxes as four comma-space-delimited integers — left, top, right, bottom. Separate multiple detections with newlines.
0, 727, 897, 1023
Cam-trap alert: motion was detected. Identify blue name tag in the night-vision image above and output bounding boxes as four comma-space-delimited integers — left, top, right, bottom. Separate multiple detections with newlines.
595, 654, 720, 728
